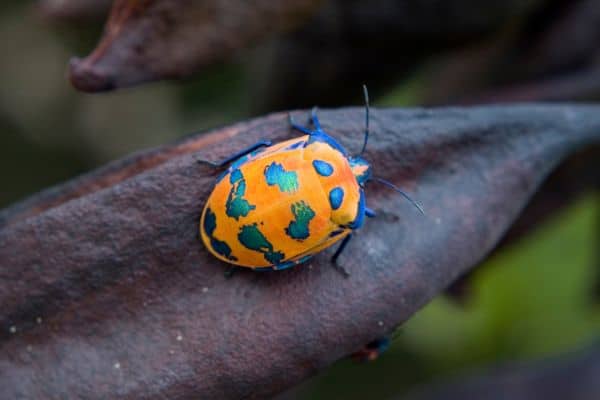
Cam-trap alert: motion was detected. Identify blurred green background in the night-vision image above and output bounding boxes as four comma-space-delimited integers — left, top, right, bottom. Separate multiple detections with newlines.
1, 2, 598, 399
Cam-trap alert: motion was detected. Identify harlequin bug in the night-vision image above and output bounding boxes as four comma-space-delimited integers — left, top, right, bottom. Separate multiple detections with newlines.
199, 86, 423, 274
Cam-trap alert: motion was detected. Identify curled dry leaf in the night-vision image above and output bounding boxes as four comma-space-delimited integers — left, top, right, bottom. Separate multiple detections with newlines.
1, 105, 599, 399
65, 0, 540, 97
68, 0, 324, 92
37, 0, 113, 21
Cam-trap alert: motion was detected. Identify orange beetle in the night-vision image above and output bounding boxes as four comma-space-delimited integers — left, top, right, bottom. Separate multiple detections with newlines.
199, 87, 422, 272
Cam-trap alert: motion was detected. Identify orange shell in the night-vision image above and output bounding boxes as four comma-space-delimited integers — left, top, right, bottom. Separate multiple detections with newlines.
200, 136, 361, 268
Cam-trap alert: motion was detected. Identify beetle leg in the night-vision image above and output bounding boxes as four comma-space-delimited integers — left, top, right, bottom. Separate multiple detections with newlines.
331, 234, 353, 277
333, 262, 351, 277
289, 113, 314, 135
365, 207, 376, 218
197, 140, 272, 168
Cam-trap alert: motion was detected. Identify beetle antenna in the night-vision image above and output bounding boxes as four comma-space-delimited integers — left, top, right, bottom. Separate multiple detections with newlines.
369, 177, 425, 215
359, 84, 370, 156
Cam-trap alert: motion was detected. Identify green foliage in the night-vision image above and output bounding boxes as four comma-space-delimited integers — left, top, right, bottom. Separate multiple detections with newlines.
403, 193, 599, 369
376, 72, 428, 107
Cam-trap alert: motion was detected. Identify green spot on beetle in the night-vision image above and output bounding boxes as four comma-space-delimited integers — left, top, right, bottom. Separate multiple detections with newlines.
226, 169, 256, 220
286, 201, 315, 240
204, 208, 237, 261
238, 223, 285, 265
264, 162, 298, 193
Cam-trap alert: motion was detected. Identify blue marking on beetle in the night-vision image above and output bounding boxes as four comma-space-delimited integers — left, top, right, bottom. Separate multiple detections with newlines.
312, 159, 334, 177
238, 223, 285, 264
230, 168, 243, 183
226, 146, 268, 175
285, 201, 315, 240
203, 208, 237, 261
230, 154, 250, 171
274, 260, 296, 270
348, 189, 366, 229
297, 255, 312, 264
254, 254, 313, 271
285, 141, 305, 150
264, 162, 298, 193
329, 187, 344, 210
226, 170, 256, 220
